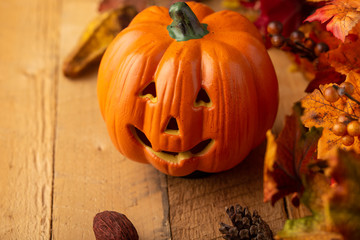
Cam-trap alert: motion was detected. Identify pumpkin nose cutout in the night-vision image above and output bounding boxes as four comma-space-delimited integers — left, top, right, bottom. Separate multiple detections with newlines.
140, 81, 157, 102
165, 117, 179, 135
195, 88, 211, 107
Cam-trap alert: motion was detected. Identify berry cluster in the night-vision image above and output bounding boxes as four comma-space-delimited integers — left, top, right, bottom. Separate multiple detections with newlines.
323, 82, 356, 103
267, 21, 329, 61
323, 82, 360, 147
332, 113, 360, 146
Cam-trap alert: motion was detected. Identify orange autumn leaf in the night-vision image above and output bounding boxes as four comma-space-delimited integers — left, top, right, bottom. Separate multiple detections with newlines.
301, 72, 360, 159
264, 102, 323, 205
323, 39, 360, 75
305, 0, 360, 42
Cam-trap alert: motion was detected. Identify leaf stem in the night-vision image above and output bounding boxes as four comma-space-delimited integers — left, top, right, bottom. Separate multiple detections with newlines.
332, 85, 360, 105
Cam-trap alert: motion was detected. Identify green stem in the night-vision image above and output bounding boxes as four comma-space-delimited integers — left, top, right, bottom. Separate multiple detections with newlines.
167, 2, 209, 42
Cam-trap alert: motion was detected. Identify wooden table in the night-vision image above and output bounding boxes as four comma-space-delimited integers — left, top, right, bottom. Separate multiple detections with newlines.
0, 0, 309, 239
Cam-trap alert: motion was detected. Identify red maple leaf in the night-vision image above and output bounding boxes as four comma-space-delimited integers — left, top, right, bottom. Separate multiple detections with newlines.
264, 102, 323, 205
305, 0, 360, 42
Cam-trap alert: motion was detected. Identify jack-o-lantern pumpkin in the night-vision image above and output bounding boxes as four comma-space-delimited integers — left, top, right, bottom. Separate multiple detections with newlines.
97, 1, 278, 176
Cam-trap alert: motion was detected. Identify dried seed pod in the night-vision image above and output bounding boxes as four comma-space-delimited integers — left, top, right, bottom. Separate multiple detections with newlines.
93, 211, 139, 240
219, 205, 273, 240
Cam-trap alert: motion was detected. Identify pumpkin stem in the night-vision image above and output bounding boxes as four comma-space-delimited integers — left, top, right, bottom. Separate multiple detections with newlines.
167, 2, 209, 42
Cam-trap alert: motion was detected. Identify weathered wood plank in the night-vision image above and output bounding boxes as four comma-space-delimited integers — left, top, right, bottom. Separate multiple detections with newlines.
52, 0, 171, 239
168, 143, 287, 240
0, 0, 59, 239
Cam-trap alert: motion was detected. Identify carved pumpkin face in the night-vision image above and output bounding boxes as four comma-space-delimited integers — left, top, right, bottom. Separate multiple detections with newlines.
97, 2, 279, 176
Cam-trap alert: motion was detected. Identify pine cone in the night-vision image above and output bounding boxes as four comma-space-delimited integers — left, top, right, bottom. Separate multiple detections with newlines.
219, 205, 273, 240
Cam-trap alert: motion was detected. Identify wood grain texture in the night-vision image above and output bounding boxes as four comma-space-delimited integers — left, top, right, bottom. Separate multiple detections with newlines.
51, 0, 171, 239
168, 143, 287, 240
0, 0, 59, 239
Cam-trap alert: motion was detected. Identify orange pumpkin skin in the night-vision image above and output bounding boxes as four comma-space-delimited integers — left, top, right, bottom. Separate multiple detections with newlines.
97, 2, 279, 176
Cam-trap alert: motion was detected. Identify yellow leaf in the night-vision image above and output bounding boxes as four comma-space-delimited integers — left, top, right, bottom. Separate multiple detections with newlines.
301, 73, 360, 159
63, 6, 137, 78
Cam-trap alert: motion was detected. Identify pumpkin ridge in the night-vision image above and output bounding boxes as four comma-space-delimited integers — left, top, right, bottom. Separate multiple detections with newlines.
128, 5, 170, 26
184, 2, 214, 21
208, 32, 278, 148
98, 25, 172, 115
201, 10, 263, 41
200, 39, 259, 169
106, 40, 172, 154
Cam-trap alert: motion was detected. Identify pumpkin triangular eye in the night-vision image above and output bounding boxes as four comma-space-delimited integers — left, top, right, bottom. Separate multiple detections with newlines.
140, 81, 157, 102
195, 88, 211, 107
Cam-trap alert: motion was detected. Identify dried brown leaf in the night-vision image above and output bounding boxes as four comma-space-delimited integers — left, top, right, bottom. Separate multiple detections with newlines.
63, 6, 137, 78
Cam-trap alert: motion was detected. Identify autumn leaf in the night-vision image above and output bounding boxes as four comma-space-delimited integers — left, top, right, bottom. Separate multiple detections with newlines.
305, 53, 346, 93
323, 39, 360, 75
301, 73, 360, 159
264, 102, 323, 205
305, 68, 345, 93
305, 36, 360, 92
305, 0, 360, 42
324, 150, 360, 239
63, 6, 137, 78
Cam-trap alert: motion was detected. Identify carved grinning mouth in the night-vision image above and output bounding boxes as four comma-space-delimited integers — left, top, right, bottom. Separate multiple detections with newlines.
130, 125, 214, 163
